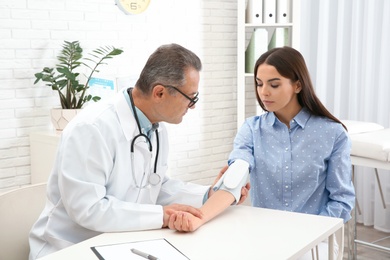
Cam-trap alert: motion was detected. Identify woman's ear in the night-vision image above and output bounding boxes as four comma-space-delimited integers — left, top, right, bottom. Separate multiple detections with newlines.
295, 81, 302, 94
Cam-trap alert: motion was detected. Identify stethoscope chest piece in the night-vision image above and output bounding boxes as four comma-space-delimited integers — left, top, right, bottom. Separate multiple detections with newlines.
148, 172, 161, 186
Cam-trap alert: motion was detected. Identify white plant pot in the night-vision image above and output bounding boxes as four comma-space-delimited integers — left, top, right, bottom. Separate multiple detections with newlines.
50, 108, 81, 131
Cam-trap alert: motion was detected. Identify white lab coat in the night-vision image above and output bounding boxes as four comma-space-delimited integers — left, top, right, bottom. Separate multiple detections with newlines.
28, 90, 210, 260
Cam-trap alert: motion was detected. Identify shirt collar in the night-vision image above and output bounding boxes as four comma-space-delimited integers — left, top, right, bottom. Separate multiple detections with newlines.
293, 107, 310, 129
123, 88, 157, 135
266, 107, 310, 129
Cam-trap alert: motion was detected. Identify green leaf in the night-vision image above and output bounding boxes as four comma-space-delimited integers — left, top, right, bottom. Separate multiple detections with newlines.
33, 40, 123, 109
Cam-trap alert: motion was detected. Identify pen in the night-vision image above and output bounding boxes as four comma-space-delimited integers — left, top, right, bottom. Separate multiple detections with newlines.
131, 248, 159, 260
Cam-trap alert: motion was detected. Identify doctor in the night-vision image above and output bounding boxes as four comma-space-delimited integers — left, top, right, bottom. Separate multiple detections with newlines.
29, 43, 249, 260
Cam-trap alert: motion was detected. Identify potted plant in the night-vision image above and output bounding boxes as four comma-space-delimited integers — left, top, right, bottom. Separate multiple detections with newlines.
34, 40, 123, 130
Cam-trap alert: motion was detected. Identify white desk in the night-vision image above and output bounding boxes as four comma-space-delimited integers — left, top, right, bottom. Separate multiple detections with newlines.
38, 205, 343, 260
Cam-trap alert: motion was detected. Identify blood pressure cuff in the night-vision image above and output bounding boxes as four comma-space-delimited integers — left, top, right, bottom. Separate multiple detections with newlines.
212, 159, 249, 205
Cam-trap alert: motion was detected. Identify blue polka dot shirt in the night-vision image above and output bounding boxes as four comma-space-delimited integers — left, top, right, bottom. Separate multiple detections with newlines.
229, 107, 355, 223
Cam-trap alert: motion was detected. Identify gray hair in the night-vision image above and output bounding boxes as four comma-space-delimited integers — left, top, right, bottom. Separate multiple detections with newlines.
135, 43, 202, 94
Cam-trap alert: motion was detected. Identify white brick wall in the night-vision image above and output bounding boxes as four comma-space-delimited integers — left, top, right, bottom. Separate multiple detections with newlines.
0, 0, 238, 192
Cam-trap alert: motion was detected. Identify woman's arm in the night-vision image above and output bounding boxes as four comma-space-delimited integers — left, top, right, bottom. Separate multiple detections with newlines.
320, 130, 355, 223
167, 166, 250, 232
167, 189, 242, 232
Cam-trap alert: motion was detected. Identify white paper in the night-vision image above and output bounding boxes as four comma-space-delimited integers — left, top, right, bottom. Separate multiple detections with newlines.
91, 238, 189, 260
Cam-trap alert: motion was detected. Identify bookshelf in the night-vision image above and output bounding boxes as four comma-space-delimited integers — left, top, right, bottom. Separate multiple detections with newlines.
237, 0, 300, 129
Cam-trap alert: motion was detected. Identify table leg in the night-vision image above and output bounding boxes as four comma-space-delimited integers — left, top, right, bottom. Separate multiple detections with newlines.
346, 216, 356, 260
374, 168, 387, 209
347, 165, 357, 260
329, 234, 334, 260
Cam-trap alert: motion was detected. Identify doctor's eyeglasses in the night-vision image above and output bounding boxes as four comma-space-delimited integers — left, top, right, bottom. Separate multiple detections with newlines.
162, 85, 199, 108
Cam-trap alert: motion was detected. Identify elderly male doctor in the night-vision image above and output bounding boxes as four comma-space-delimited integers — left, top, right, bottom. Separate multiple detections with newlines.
29, 43, 250, 259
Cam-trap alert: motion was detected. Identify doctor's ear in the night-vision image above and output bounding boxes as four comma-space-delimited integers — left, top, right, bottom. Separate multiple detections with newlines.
152, 85, 165, 98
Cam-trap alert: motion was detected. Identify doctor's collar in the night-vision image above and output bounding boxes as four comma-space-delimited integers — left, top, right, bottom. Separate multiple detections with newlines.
124, 88, 157, 136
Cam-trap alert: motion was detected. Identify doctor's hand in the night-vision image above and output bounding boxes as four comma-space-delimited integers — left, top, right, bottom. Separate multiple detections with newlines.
162, 204, 203, 228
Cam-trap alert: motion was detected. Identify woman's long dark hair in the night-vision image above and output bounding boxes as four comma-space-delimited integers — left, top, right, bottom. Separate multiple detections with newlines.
254, 46, 347, 130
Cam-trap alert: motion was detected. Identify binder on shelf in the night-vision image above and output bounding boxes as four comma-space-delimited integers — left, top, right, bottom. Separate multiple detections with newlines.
276, 0, 291, 23
246, 0, 263, 24
245, 28, 268, 73
268, 28, 289, 50
263, 0, 276, 24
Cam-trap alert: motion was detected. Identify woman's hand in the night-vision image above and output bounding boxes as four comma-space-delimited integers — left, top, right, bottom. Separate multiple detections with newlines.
237, 182, 251, 205
162, 204, 203, 228
167, 211, 204, 232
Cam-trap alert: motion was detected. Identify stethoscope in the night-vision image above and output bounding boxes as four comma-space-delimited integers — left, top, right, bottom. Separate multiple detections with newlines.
128, 88, 161, 189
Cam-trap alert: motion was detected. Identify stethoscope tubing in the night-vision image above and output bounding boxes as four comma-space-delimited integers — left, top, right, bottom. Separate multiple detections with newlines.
128, 88, 161, 189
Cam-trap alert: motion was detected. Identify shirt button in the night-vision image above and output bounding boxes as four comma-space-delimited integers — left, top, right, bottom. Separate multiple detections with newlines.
285, 166, 289, 169
285, 185, 288, 189
285, 203, 289, 206
285, 147, 288, 151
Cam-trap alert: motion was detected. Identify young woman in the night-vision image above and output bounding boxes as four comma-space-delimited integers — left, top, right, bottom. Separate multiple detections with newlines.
229, 46, 355, 259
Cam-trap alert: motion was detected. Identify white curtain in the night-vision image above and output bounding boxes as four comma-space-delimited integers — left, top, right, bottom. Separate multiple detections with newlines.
299, 0, 390, 232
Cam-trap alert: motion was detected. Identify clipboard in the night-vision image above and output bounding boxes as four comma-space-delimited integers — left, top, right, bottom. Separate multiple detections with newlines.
91, 238, 189, 260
